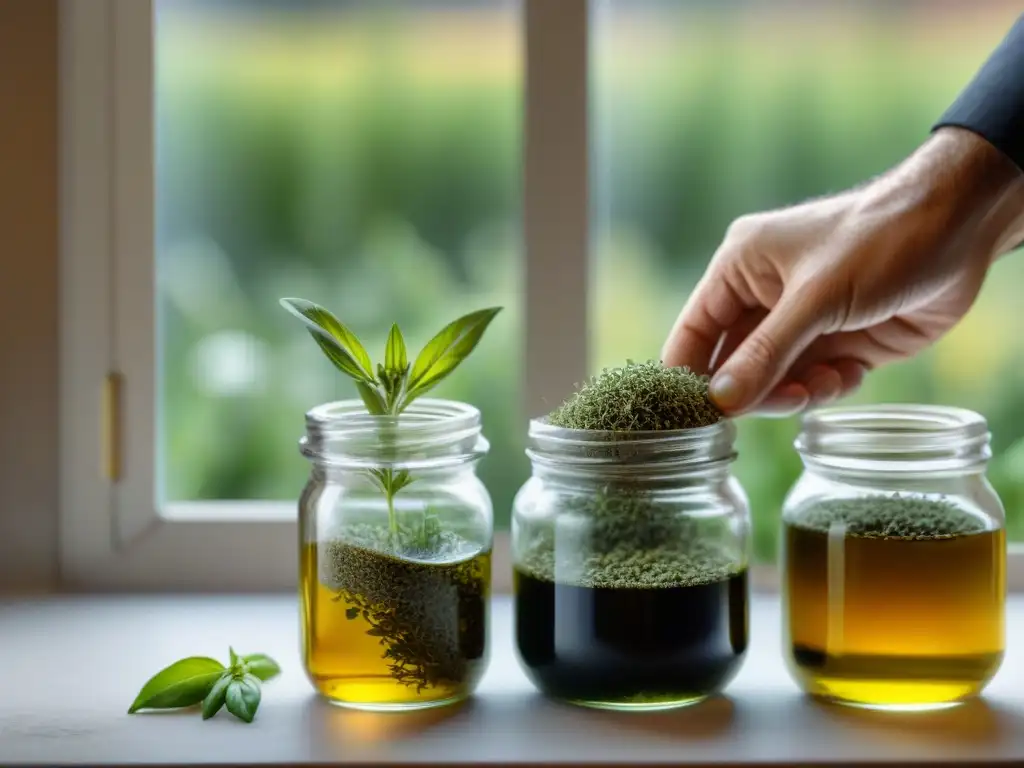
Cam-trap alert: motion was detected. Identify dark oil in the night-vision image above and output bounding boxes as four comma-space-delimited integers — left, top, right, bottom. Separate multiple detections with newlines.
514, 569, 748, 709
784, 523, 1004, 708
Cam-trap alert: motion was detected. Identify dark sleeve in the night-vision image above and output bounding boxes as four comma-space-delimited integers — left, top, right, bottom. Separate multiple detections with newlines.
933, 13, 1024, 172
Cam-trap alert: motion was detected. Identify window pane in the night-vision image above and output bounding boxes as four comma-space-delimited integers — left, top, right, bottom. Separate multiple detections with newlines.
155, 0, 524, 526
591, 0, 1024, 559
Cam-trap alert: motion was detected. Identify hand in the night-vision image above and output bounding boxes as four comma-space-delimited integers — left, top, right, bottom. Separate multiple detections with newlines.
661, 127, 1024, 416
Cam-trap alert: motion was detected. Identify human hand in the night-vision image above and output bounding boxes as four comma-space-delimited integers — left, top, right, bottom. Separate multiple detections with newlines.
661, 127, 1024, 416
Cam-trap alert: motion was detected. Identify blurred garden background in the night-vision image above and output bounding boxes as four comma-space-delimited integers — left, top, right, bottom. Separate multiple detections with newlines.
156, 0, 1024, 559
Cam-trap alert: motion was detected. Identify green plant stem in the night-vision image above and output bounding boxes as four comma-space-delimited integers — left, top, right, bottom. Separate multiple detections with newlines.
383, 470, 398, 538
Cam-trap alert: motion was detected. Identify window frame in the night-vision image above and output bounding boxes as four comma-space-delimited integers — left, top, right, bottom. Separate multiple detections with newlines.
59, 0, 1022, 593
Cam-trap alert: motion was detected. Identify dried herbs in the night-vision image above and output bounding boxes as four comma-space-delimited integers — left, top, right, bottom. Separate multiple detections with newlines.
792, 495, 987, 540
322, 526, 488, 693
547, 360, 722, 432
515, 490, 740, 589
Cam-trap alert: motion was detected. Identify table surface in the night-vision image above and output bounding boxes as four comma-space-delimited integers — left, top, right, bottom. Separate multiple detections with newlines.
0, 593, 1022, 767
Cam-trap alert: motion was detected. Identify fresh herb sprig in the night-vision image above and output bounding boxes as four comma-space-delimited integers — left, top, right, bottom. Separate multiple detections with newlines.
280, 298, 501, 539
127, 648, 281, 724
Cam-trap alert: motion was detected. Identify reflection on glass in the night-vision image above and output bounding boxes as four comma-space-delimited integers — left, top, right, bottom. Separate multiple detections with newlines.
590, 0, 1024, 553
155, 0, 524, 523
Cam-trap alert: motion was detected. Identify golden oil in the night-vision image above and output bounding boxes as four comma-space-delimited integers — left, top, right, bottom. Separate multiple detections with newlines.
301, 540, 490, 710
784, 522, 1004, 709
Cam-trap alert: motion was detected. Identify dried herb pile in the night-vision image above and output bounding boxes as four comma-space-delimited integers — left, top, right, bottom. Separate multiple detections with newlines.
516, 490, 741, 589
791, 495, 987, 540
547, 360, 722, 431
519, 362, 740, 590
322, 525, 488, 692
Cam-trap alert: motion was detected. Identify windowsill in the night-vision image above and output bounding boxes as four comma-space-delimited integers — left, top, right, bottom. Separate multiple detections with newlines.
1, 595, 1022, 767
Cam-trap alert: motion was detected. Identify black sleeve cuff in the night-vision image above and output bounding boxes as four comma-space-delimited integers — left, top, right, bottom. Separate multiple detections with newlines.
933, 13, 1024, 172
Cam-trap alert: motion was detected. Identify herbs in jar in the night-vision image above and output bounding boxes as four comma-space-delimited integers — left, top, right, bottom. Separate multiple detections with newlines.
283, 299, 499, 710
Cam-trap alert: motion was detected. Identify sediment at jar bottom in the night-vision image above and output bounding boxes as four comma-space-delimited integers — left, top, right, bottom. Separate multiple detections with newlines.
784, 498, 1005, 708
514, 554, 748, 709
301, 529, 490, 709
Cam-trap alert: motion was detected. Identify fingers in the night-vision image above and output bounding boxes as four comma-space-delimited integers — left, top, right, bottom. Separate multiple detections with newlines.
753, 358, 867, 416
661, 265, 748, 374
708, 292, 824, 414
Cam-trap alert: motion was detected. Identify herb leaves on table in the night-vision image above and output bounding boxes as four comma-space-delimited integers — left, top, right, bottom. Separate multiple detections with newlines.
128, 648, 281, 724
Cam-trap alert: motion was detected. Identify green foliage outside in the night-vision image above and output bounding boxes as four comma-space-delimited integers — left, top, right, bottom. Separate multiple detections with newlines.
156, 5, 1024, 559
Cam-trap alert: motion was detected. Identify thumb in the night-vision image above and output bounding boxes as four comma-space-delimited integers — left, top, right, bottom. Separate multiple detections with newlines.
709, 293, 821, 414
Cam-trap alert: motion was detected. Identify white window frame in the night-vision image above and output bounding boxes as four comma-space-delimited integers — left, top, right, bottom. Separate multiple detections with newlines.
59, 0, 1022, 593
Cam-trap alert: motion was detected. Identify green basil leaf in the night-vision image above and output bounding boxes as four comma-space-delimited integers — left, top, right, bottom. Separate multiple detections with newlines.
127, 656, 226, 714
242, 654, 281, 682
225, 674, 262, 724
229, 647, 239, 669
201, 672, 232, 720
404, 307, 501, 404
280, 298, 375, 382
355, 381, 387, 415
384, 323, 408, 374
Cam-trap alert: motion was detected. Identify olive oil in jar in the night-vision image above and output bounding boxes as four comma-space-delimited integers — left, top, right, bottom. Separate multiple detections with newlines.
301, 536, 490, 710
784, 497, 1004, 709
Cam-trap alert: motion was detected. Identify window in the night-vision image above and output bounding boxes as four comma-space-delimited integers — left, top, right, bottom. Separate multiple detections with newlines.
590, 0, 1024, 578
61, 0, 1023, 590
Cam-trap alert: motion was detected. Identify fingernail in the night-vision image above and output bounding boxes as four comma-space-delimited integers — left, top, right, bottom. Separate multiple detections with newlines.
709, 372, 743, 410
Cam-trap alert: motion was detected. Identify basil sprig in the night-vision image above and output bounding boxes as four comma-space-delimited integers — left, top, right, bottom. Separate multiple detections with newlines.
128, 647, 281, 724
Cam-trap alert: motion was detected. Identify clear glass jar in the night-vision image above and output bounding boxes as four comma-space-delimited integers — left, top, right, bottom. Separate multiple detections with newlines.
782, 405, 1006, 710
511, 418, 751, 711
298, 398, 493, 711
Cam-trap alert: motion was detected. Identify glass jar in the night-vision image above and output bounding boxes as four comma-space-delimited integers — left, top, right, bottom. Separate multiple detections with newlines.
782, 405, 1006, 710
511, 418, 751, 711
298, 398, 493, 711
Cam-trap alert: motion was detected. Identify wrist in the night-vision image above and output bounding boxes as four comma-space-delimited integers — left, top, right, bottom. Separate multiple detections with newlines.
878, 128, 1024, 263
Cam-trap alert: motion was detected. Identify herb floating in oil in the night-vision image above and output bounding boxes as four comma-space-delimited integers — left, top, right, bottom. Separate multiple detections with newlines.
280, 298, 501, 539
282, 299, 499, 694
323, 525, 488, 693
792, 495, 986, 540
127, 648, 281, 723
548, 360, 722, 432
516, 489, 740, 589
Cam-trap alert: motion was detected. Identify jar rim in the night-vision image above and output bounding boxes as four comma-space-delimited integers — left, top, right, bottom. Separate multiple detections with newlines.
795, 404, 991, 474
301, 398, 486, 470
306, 397, 480, 433
525, 416, 737, 474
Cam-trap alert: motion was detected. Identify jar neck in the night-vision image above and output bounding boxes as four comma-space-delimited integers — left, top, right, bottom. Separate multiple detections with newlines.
526, 417, 737, 488
300, 398, 488, 471
795, 404, 991, 481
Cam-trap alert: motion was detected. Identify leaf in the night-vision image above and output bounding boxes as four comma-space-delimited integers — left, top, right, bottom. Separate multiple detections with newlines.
225, 674, 262, 724
280, 298, 375, 382
366, 468, 388, 494
242, 654, 281, 682
384, 324, 408, 374
356, 381, 387, 415
310, 330, 370, 383
404, 307, 502, 404
127, 656, 226, 714
201, 673, 232, 720
229, 647, 239, 669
